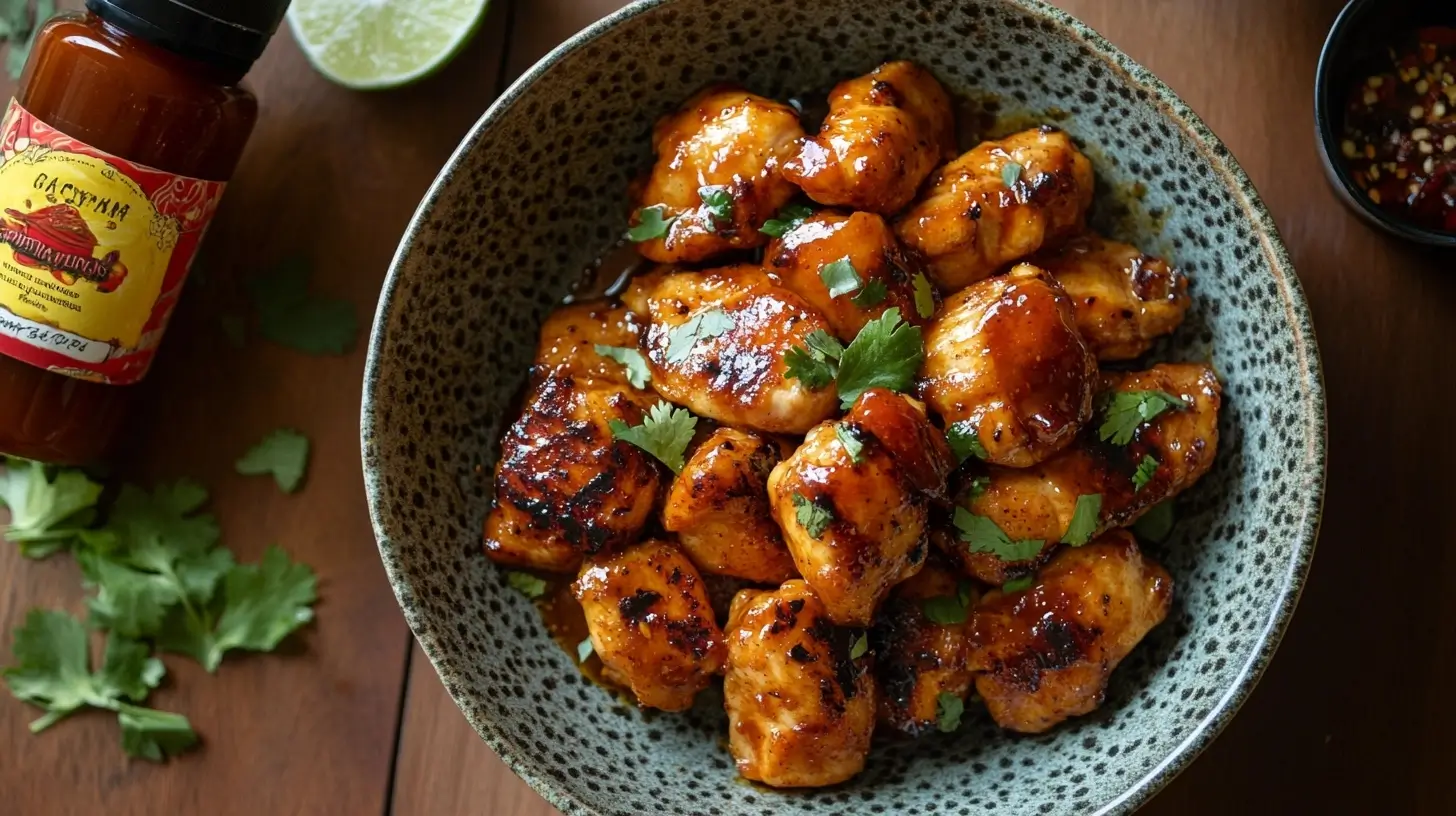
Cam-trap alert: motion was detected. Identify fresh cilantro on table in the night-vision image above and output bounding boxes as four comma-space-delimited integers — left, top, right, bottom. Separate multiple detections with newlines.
820, 259, 864, 299
245, 258, 358, 355
850, 279, 888, 308
0, 457, 103, 558
1134, 501, 1176, 543
1132, 454, 1160, 492
1098, 390, 1187, 445
834, 307, 924, 408
1060, 493, 1102, 546
1001, 576, 1034, 593
783, 329, 844, 391
1001, 161, 1023, 188
664, 307, 735, 364
699, 185, 734, 224
506, 571, 547, 599
936, 691, 964, 733
955, 507, 1044, 562
945, 421, 987, 464
849, 632, 868, 660
792, 493, 834, 539
758, 203, 814, 238
628, 204, 675, 242
835, 424, 865, 464
912, 272, 936, 319
594, 344, 651, 389
236, 429, 310, 493
3, 609, 195, 761
609, 401, 698, 473
920, 581, 974, 625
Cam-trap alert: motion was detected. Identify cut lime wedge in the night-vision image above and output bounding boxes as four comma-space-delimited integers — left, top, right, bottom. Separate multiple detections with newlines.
287, 0, 489, 90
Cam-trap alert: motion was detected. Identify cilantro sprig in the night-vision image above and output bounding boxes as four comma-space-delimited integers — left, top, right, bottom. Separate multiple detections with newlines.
834, 308, 924, 408
1060, 494, 1103, 546
1132, 455, 1159, 492
851, 279, 888, 308
1098, 390, 1188, 445
665, 307, 735, 364
699, 185, 734, 225
912, 272, 936, 319
792, 493, 834, 539
609, 402, 698, 473
0, 457, 102, 558
1001, 576, 1034, 593
759, 203, 814, 238
245, 258, 358, 355
784, 330, 844, 390
236, 429, 310, 493
946, 421, 987, 464
594, 344, 651, 389
820, 259, 864, 299
628, 204, 676, 242
835, 424, 865, 464
954, 507, 1044, 562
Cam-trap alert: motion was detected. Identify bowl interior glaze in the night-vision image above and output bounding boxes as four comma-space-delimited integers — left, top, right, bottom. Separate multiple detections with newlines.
362, 1, 1325, 813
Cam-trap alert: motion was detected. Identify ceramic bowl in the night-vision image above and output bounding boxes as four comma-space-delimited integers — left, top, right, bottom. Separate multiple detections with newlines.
362, 1, 1326, 813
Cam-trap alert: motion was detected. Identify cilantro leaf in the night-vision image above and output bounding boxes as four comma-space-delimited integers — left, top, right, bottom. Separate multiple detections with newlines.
912, 272, 936, 319
577, 637, 594, 663
1061, 493, 1102, 546
849, 633, 868, 660
921, 581, 975, 625
665, 307, 735, 364
835, 424, 865, 464
505, 570, 547, 599
609, 401, 698, 473
1132, 454, 1160, 492
1134, 501, 1176, 543
1098, 390, 1188, 446
820, 259, 864, 299
1001, 161, 1023, 188
80, 552, 183, 639
805, 329, 847, 360
1001, 576, 1034, 593
0, 458, 103, 556
699, 185, 734, 224
783, 329, 845, 391
117, 704, 198, 761
955, 507, 1044, 562
759, 203, 814, 237
96, 637, 166, 704
835, 307, 924, 408
792, 493, 834, 539
236, 429, 310, 493
936, 691, 964, 733
850, 279, 888, 308
628, 204, 676, 242
246, 258, 358, 355
594, 344, 651, 389
946, 421, 987, 464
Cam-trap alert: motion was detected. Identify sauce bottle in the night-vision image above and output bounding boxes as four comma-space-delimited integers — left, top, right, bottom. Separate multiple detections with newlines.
0, 0, 288, 464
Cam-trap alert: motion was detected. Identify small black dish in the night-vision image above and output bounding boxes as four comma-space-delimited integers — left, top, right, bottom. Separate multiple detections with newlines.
1315, 0, 1456, 247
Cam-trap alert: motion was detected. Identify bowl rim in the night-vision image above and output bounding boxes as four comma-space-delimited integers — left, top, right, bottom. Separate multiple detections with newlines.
360, 1, 1329, 812
1313, 0, 1456, 247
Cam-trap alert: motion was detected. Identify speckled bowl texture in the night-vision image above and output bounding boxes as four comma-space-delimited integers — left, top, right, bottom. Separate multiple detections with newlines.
361, 1, 1326, 813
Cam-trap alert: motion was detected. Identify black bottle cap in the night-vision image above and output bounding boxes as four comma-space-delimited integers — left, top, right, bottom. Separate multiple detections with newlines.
84, 0, 290, 74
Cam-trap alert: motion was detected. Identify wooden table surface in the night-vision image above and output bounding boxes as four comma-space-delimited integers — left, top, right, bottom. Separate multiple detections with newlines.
2, 0, 1453, 813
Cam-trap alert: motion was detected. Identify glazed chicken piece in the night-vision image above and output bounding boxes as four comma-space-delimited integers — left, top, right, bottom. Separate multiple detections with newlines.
662, 428, 799, 584
941, 362, 1221, 584
575, 539, 727, 711
783, 60, 956, 215
1031, 233, 1191, 361
529, 300, 646, 385
768, 389, 954, 625
967, 530, 1172, 733
873, 561, 977, 735
895, 126, 1095, 291
765, 210, 938, 341
724, 580, 876, 787
631, 86, 805, 264
622, 265, 839, 434
919, 263, 1098, 468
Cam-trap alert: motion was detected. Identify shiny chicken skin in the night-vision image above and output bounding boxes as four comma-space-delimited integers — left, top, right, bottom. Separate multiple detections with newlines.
872, 561, 977, 735
783, 60, 956, 215
575, 539, 727, 711
662, 428, 799, 584
919, 263, 1098, 468
724, 580, 876, 788
623, 265, 839, 434
967, 530, 1172, 733
895, 126, 1095, 291
1031, 232, 1191, 361
632, 86, 805, 264
768, 389, 954, 625
944, 362, 1221, 584
765, 210, 938, 341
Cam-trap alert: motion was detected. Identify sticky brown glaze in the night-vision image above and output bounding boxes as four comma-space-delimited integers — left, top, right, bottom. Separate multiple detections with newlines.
765, 210, 937, 341
767, 390, 949, 625
872, 560, 977, 736
895, 126, 1094, 291
622, 265, 839, 434
632, 86, 805, 264
783, 60, 956, 215
1031, 233, 1191, 361
530, 300, 646, 385
940, 362, 1221, 584
967, 530, 1172, 733
483, 377, 661, 572
662, 428, 799, 584
723, 580, 876, 788
919, 263, 1098, 468
575, 539, 727, 711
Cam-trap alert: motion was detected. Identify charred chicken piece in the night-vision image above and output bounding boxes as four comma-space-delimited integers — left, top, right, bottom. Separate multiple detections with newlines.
873, 560, 977, 735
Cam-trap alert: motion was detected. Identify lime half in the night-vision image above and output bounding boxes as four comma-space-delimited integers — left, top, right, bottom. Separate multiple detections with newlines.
287, 0, 489, 90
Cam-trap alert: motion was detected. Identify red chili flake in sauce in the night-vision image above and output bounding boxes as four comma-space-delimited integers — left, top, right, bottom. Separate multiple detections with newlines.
1340, 26, 1456, 233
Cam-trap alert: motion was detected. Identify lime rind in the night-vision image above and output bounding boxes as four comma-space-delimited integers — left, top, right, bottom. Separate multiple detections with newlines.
287, 0, 489, 91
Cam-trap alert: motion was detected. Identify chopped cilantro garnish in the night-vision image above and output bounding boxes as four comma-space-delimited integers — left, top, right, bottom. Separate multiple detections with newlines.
819, 258, 863, 299
920, 581, 975, 625
1132, 454, 1160, 492
1001, 576, 1034, 593
608, 402, 698, 473
664, 307, 735, 364
936, 691, 964, 733
783, 329, 845, 391
912, 272, 936, 319
850, 633, 868, 659
851, 279, 889, 308
759, 204, 814, 238
1001, 161, 1024, 188
628, 204, 676, 242
792, 493, 834, 539
835, 424, 865, 464
594, 344, 651, 389
699, 185, 735, 225
1133, 501, 1176, 543
946, 421, 987, 464
955, 507, 1044, 562
505, 571, 547, 599
1061, 494, 1102, 546
965, 475, 991, 502
577, 637, 594, 663
1098, 390, 1188, 445
835, 307, 924, 408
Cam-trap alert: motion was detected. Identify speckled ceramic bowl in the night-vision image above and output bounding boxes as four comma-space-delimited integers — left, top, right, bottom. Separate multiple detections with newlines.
361, 1, 1326, 813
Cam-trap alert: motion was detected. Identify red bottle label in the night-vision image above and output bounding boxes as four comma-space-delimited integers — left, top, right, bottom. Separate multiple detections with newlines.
0, 99, 226, 384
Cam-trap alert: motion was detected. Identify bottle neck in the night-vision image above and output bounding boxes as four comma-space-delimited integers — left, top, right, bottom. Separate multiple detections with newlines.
92, 13, 249, 86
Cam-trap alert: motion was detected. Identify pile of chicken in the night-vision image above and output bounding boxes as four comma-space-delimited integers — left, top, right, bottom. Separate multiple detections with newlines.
483, 61, 1220, 789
